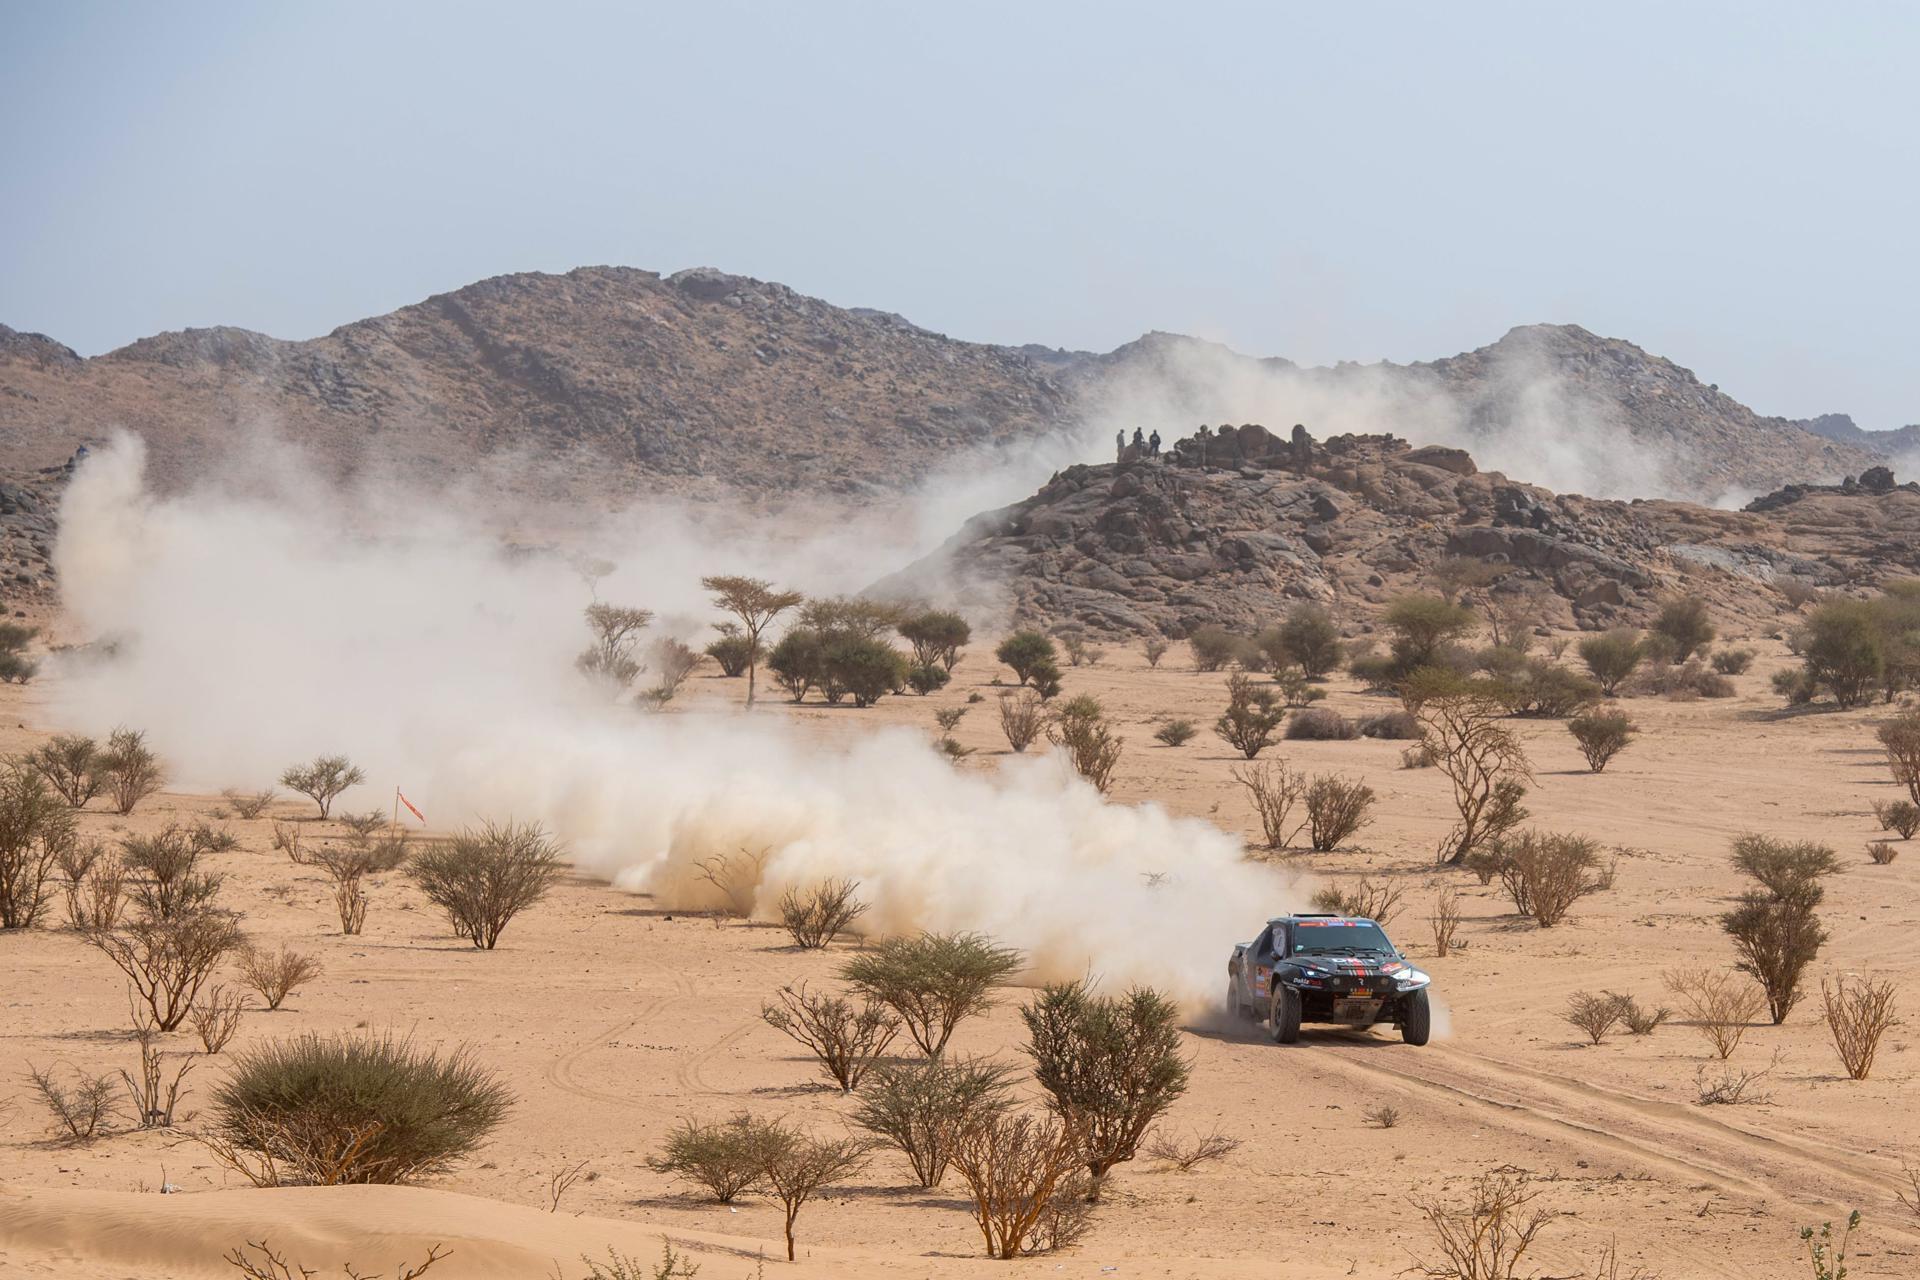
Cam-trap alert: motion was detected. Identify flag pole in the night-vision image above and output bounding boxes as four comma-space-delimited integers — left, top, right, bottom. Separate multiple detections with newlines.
391, 786, 400, 836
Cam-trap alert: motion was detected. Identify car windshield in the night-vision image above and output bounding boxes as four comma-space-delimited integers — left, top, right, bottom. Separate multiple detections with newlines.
1291, 921, 1394, 956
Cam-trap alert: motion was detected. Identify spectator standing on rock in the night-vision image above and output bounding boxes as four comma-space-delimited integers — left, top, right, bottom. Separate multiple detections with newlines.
1131, 427, 1145, 453
1148, 429, 1161, 456
1115, 429, 1125, 461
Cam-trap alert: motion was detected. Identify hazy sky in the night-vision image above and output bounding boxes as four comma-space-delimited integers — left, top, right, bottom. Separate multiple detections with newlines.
4, 2, 1916, 427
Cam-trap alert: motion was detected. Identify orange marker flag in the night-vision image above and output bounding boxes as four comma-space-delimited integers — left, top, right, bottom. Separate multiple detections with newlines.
397, 789, 426, 824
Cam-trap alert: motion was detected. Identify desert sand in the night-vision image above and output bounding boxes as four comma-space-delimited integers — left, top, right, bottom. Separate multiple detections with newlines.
3, 637, 1918, 1279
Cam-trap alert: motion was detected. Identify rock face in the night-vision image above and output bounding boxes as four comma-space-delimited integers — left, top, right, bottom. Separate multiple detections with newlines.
880, 426, 1920, 636
1794, 412, 1920, 458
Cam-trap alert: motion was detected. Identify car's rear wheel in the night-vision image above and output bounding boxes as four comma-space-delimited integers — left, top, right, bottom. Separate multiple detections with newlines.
1269, 986, 1301, 1044
1401, 988, 1431, 1046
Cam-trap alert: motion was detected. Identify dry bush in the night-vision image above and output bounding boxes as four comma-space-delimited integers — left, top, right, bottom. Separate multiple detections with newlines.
1143, 1126, 1241, 1171
279, 755, 365, 820
1722, 891, 1826, 1024
122, 826, 225, 922
224, 1239, 447, 1280
301, 835, 408, 935
1694, 1051, 1781, 1105
853, 1055, 1016, 1187
1285, 707, 1355, 741
210, 1032, 511, 1185
1047, 695, 1123, 793
0, 763, 76, 928
1867, 840, 1900, 865
998, 690, 1046, 753
1729, 834, 1840, 906
760, 983, 899, 1093
190, 983, 247, 1053
1564, 990, 1621, 1044
1144, 637, 1169, 668
1487, 830, 1606, 927
759, 1124, 872, 1263
1822, 973, 1899, 1080
1231, 759, 1305, 850
1567, 709, 1636, 773
1401, 743, 1435, 769
28, 734, 101, 808
1662, 967, 1765, 1059
687, 845, 766, 918
239, 943, 324, 1011
1409, 684, 1532, 865
1577, 629, 1645, 694
1430, 888, 1463, 957
947, 1110, 1090, 1259
1880, 709, 1920, 804
1607, 992, 1671, 1036
1711, 647, 1755, 675
704, 624, 758, 678
934, 706, 968, 733
224, 788, 277, 820
408, 820, 562, 949
649, 637, 701, 703
336, 810, 388, 838
1272, 666, 1326, 710
1215, 672, 1286, 758
1359, 710, 1420, 739
778, 878, 868, 948
62, 844, 125, 930
1057, 631, 1105, 668
99, 728, 165, 815
1188, 625, 1244, 672
1309, 877, 1404, 924
648, 1113, 783, 1203
1411, 1169, 1561, 1280
1363, 1103, 1402, 1129
841, 931, 1023, 1058
89, 912, 246, 1030
1653, 596, 1715, 661
1899, 1162, 1920, 1222
1305, 774, 1375, 851
24, 1062, 118, 1142
1023, 982, 1189, 1194
1872, 798, 1920, 839
1153, 718, 1197, 747
122, 1002, 196, 1128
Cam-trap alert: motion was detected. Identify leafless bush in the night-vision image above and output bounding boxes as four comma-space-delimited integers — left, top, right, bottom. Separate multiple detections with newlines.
1722, 890, 1826, 1024
1880, 708, 1920, 805
1822, 973, 1899, 1080
1487, 831, 1606, 927
1430, 887, 1463, 958
1144, 1126, 1241, 1171
99, 728, 165, 815
1564, 991, 1620, 1044
122, 827, 225, 922
29, 734, 101, 808
1662, 967, 1765, 1059
1285, 707, 1353, 740
90, 912, 246, 1030
1144, 638, 1169, 668
1305, 774, 1375, 851
1411, 686, 1532, 865
1867, 839, 1900, 864
1694, 1051, 1781, 1105
1153, 718, 1197, 747
947, 1110, 1090, 1259
279, 755, 366, 820
223, 1240, 447, 1280
761, 983, 899, 1092
1411, 1169, 1561, 1280
0, 763, 75, 928
777, 878, 868, 948
336, 810, 387, 838
1872, 798, 1920, 839
191, 983, 247, 1053
302, 836, 407, 935
544, 1158, 590, 1213
25, 1062, 118, 1142
758, 1123, 872, 1263
122, 1002, 196, 1128
1401, 742, 1435, 769
1309, 877, 1404, 924
1363, 1103, 1402, 1129
224, 788, 277, 820
649, 637, 701, 703
62, 844, 125, 930
1607, 992, 1671, 1036
1231, 759, 1305, 850
1898, 1161, 1920, 1221
998, 690, 1046, 753
409, 820, 562, 949
239, 943, 324, 1011
691, 846, 767, 917
1047, 695, 1123, 793
853, 1056, 1015, 1187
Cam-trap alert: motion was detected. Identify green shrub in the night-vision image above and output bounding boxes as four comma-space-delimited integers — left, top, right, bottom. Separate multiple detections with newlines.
1384, 595, 1477, 670
1578, 630, 1644, 694
1048, 695, 1122, 792
27, 735, 101, 809
1729, 834, 1839, 907
1503, 659, 1601, 717
841, 931, 1023, 1058
1215, 673, 1285, 758
1795, 600, 1883, 707
648, 1113, 784, 1202
1187, 625, 1245, 672
98, 728, 165, 816
1304, 775, 1375, 851
996, 631, 1058, 687
1653, 597, 1715, 662
704, 626, 758, 677
1567, 709, 1636, 773
898, 610, 971, 672
1153, 718, 1197, 747
1710, 648, 1755, 676
1270, 604, 1343, 676
0, 764, 75, 929
407, 820, 562, 948
278, 755, 365, 820
1722, 891, 1825, 1024
1285, 707, 1357, 740
852, 1055, 1016, 1187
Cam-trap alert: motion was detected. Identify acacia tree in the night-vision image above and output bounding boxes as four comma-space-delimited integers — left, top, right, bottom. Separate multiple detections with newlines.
702, 575, 804, 708
575, 602, 653, 694
1409, 680, 1531, 865
280, 756, 366, 820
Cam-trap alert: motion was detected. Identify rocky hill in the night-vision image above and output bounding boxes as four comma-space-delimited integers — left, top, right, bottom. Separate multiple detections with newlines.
879, 423, 1920, 637
1794, 412, 1920, 458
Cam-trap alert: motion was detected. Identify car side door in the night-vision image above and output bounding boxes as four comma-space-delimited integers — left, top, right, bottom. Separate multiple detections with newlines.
1246, 924, 1283, 1000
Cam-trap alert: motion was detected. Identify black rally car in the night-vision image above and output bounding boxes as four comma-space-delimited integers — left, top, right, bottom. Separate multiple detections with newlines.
1226, 914, 1432, 1045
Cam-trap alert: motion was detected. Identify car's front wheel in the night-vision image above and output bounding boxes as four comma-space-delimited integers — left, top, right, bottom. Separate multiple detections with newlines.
1401, 988, 1431, 1046
1269, 986, 1301, 1044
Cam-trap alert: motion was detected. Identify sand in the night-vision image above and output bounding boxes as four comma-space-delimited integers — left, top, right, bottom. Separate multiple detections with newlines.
3, 638, 1918, 1278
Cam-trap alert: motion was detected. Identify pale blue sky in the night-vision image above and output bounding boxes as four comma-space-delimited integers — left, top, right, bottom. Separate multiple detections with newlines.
3, 1, 1915, 426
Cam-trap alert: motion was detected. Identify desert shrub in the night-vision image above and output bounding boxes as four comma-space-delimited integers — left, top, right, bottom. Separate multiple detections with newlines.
25, 1063, 118, 1142
1634, 658, 1736, 700
1143, 637, 1169, 668
648, 637, 701, 703
1271, 604, 1343, 676
408, 820, 562, 949
28, 734, 101, 808
998, 689, 1046, 752
758, 1124, 872, 1263
1309, 877, 1404, 924
1795, 599, 1884, 707
239, 943, 324, 1011
996, 631, 1059, 686
89, 912, 246, 1030
1153, 718, 1197, 747
1502, 659, 1602, 717
1348, 652, 1400, 692
62, 845, 125, 930
1285, 707, 1357, 740
298, 835, 408, 935
704, 625, 758, 677
190, 983, 247, 1053
906, 661, 950, 695
1563, 990, 1620, 1044
1056, 630, 1105, 668
0, 622, 37, 682
1231, 759, 1305, 850
1145, 1127, 1241, 1171
1878, 709, 1920, 805
768, 627, 836, 703
1047, 695, 1122, 793
702, 576, 803, 707
689, 846, 767, 917
1487, 830, 1605, 927
1384, 594, 1477, 672
98, 727, 165, 815
1429, 887, 1463, 958
1694, 1053, 1782, 1105
1711, 648, 1755, 676
853, 1055, 1015, 1187
947, 1110, 1091, 1259
0, 763, 76, 928
1413, 1169, 1561, 1280
1359, 710, 1420, 739
1867, 839, 1900, 864
575, 602, 652, 694
1872, 799, 1920, 839
279, 755, 365, 820
1023, 982, 1188, 1193
1653, 596, 1715, 661
210, 1032, 511, 1185
778, 878, 867, 948
935, 707, 968, 733
1663, 966, 1765, 1059
122, 826, 224, 921
1401, 743, 1435, 768
761, 983, 899, 1093
1608, 992, 1671, 1035
1730, 834, 1839, 907
335, 810, 387, 839
1722, 891, 1825, 1024
1822, 974, 1898, 1080
1773, 666, 1816, 704
1271, 664, 1327, 708
1187, 625, 1243, 672
1304, 775, 1375, 851
1578, 629, 1644, 694
898, 610, 971, 672
1409, 684, 1532, 865
840, 931, 1023, 1058
1567, 709, 1636, 773
822, 633, 909, 707
225, 1241, 449, 1280
1215, 672, 1286, 759
648, 1113, 783, 1203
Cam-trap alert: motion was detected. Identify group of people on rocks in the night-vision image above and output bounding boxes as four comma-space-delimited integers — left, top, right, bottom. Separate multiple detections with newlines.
1115, 426, 1163, 461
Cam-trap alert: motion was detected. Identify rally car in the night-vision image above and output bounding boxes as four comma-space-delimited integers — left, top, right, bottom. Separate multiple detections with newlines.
1226, 913, 1432, 1045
